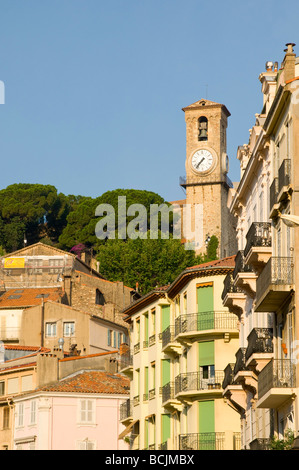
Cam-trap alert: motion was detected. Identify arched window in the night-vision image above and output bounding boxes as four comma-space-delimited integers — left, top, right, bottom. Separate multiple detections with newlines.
95, 289, 105, 306
198, 116, 208, 141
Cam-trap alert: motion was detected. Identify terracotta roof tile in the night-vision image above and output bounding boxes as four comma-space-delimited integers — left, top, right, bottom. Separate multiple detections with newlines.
0, 288, 63, 308
186, 255, 236, 270
39, 370, 130, 395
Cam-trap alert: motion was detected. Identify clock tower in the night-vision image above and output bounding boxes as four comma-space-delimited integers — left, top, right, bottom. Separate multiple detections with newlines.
181, 98, 237, 258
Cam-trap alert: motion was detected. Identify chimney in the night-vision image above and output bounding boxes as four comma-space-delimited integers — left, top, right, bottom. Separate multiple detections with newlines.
283, 43, 296, 82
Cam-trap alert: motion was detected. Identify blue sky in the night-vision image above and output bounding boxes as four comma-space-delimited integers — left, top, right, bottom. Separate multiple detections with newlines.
0, 0, 298, 202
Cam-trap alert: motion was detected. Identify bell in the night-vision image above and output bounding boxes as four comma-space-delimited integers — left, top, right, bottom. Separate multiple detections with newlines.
199, 128, 208, 140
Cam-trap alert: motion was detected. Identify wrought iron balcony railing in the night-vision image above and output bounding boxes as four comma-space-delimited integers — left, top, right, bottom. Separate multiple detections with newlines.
256, 257, 294, 301
162, 382, 176, 403
120, 399, 132, 421
222, 363, 236, 389
233, 250, 254, 278
179, 432, 225, 450
175, 371, 224, 395
161, 326, 175, 348
244, 222, 272, 258
245, 328, 273, 362
234, 348, 247, 375
175, 311, 238, 336
258, 359, 296, 399
278, 159, 291, 194
222, 273, 243, 300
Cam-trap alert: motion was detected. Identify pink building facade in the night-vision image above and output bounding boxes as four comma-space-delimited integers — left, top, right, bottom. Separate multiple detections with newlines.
13, 370, 129, 450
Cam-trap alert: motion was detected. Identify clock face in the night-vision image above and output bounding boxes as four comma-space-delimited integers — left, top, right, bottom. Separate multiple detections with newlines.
191, 149, 214, 173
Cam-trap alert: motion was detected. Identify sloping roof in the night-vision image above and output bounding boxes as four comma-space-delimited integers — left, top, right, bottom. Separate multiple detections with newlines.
122, 255, 236, 319
0, 287, 64, 308
182, 98, 231, 116
185, 255, 236, 270
39, 370, 130, 395
2, 242, 76, 259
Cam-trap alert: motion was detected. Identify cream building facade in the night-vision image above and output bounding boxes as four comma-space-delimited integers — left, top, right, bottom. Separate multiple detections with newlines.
120, 258, 241, 450
222, 43, 299, 449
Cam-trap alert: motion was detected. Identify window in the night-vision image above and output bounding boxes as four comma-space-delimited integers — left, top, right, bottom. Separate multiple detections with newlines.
63, 322, 75, 337
17, 403, 24, 427
0, 382, 5, 396
30, 401, 37, 425
3, 407, 9, 429
46, 322, 56, 337
79, 399, 95, 424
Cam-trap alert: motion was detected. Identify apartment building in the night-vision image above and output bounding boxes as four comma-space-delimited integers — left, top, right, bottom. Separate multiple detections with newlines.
120, 258, 241, 450
222, 43, 299, 449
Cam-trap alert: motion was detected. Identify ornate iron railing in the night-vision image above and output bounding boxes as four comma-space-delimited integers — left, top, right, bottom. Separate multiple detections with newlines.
256, 257, 294, 301
162, 382, 175, 403
161, 326, 175, 348
175, 311, 238, 336
179, 432, 225, 450
258, 359, 296, 399
222, 273, 243, 300
134, 342, 140, 354
245, 328, 273, 361
278, 159, 291, 193
233, 250, 254, 278
222, 363, 235, 389
120, 399, 132, 421
234, 348, 247, 375
175, 371, 224, 395
244, 222, 272, 258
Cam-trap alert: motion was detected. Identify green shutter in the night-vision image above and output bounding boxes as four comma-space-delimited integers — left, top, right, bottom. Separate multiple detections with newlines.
197, 285, 214, 329
145, 367, 148, 395
198, 400, 215, 450
161, 305, 170, 331
161, 414, 171, 443
144, 313, 149, 341
162, 359, 171, 386
198, 341, 214, 366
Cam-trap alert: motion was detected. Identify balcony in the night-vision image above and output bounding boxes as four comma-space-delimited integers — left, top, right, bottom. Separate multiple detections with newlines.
120, 399, 133, 424
244, 223, 272, 273
178, 432, 241, 450
269, 177, 279, 218
222, 363, 246, 414
233, 250, 256, 296
257, 359, 296, 409
161, 382, 183, 412
175, 371, 224, 401
179, 432, 225, 450
119, 351, 133, 376
245, 328, 273, 372
255, 257, 294, 312
222, 273, 246, 316
174, 311, 238, 343
278, 159, 291, 202
161, 326, 182, 354
249, 438, 271, 450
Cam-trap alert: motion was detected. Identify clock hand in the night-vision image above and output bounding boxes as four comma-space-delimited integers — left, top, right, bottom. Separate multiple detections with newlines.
196, 157, 205, 168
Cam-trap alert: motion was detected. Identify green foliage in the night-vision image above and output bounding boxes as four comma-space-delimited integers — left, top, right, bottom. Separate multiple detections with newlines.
206, 235, 219, 261
58, 188, 169, 250
270, 429, 294, 450
97, 237, 205, 295
0, 184, 70, 251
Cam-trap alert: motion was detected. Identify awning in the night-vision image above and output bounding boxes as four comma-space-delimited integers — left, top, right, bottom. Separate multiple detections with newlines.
118, 419, 139, 440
